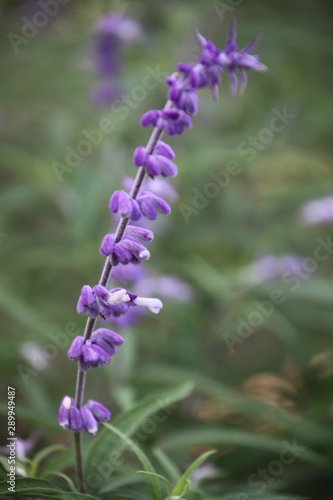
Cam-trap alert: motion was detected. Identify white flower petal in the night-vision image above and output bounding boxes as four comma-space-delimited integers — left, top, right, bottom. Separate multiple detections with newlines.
107, 288, 130, 305
134, 297, 163, 314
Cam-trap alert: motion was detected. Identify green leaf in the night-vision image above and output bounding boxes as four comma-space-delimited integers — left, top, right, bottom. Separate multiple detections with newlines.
137, 470, 171, 492
153, 448, 180, 484
103, 423, 160, 500
41, 472, 76, 493
162, 427, 327, 467
0, 477, 99, 499
85, 382, 193, 490
171, 450, 216, 496
30, 445, 66, 477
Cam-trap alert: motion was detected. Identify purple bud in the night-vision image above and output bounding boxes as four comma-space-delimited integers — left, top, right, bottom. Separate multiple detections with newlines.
77, 285, 98, 318
81, 406, 98, 435
87, 400, 111, 422
109, 191, 141, 221
154, 141, 175, 159
126, 225, 154, 242
137, 192, 171, 220
120, 238, 150, 261
67, 336, 84, 361
112, 243, 134, 265
82, 340, 100, 365
69, 406, 83, 432
92, 328, 125, 346
100, 234, 115, 256
91, 344, 110, 366
154, 155, 178, 177
145, 155, 162, 177
58, 396, 72, 429
140, 109, 159, 127
133, 146, 147, 167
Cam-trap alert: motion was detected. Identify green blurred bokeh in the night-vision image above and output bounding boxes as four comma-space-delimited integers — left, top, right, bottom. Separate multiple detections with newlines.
0, 1, 333, 498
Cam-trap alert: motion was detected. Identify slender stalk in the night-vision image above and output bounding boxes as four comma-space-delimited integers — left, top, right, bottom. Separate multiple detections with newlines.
72, 114, 168, 492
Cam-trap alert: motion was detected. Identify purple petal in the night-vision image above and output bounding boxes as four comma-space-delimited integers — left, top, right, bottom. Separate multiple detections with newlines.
100, 234, 115, 256
69, 407, 83, 432
140, 110, 159, 127
67, 336, 84, 361
81, 406, 98, 435
133, 146, 147, 167
126, 225, 154, 242
87, 400, 111, 422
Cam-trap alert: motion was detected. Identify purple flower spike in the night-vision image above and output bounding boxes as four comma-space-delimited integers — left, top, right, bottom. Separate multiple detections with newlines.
67, 336, 84, 361
109, 190, 141, 221
137, 192, 171, 220
81, 406, 98, 435
77, 285, 99, 318
87, 400, 111, 422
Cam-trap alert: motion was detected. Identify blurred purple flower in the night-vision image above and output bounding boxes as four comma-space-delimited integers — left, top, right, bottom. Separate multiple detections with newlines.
93, 12, 141, 77
90, 81, 122, 107
91, 12, 141, 106
299, 196, 333, 226
243, 254, 303, 285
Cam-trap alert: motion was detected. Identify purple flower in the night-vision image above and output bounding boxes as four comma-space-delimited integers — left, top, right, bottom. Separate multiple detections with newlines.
81, 405, 98, 436
166, 75, 199, 115
67, 329, 124, 371
133, 143, 178, 178
299, 196, 333, 226
176, 19, 267, 99
81, 400, 111, 435
137, 192, 171, 220
93, 285, 133, 317
100, 234, 151, 265
77, 285, 99, 318
58, 396, 83, 432
91, 328, 124, 354
93, 13, 141, 77
242, 254, 303, 286
109, 191, 142, 221
140, 109, 192, 135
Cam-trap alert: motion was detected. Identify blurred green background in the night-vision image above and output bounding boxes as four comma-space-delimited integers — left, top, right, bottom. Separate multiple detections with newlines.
1, 1, 333, 498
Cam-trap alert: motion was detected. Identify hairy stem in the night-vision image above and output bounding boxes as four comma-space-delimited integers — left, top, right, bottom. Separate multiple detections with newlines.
72, 116, 168, 492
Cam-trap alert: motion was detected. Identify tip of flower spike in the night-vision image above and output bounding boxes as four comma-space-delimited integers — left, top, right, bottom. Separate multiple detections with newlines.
195, 28, 207, 47
226, 17, 237, 52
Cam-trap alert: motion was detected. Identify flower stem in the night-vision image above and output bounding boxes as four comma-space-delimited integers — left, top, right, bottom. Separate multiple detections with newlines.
72, 119, 167, 492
